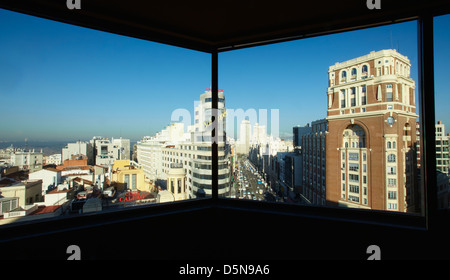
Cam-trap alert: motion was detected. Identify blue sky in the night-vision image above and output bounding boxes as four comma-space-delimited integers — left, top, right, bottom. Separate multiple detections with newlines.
0, 8, 449, 142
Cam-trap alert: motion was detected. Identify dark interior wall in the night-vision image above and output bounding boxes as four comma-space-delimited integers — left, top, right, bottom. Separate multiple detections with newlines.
0, 203, 446, 260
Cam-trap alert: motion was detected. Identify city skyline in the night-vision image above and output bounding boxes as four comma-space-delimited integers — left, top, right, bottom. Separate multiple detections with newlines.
1, 9, 449, 142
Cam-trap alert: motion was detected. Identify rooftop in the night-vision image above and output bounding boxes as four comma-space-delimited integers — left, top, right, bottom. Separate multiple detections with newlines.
329, 49, 411, 71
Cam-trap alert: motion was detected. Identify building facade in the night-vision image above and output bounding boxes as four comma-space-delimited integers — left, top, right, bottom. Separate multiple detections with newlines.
110, 160, 147, 192
137, 89, 231, 199
302, 119, 327, 205
326, 49, 419, 212
435, 121, 450, 175
29, 168, 62, 195
293, 124, 312, 149
236, 119, 251, 155
62, 141, 94, 165
10, 149, 44, 173
92, 138, 119, 166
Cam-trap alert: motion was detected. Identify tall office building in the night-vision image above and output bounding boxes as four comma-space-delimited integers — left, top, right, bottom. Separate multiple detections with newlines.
137, 89, 231, 198
237, 119, 251, 155
326, 49, 419, 212
302, 119, 327, 205
194, 88, 226, 143
293, 124, 312, 149
435, 121, 450, 175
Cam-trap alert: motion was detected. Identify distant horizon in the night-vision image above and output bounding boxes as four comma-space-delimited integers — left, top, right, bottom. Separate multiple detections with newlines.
1, 9, 449, 142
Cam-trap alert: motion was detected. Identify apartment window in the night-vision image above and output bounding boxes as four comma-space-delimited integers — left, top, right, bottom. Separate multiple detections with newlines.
350, 88, 356, 106
349, 163, 359, 172
349, 174, 359, 182
388, 191, 397, 200
388, 203, 398, 210
132, 174, 137, 190
349, 185, 359, 193
388, 154, 396, 162
387, 91, 393, 102
361, 85, 367, 105
349, 153, 359, 161
342, 70, 347, 80
388, 167, 396, 175
362, 65, 368, 74
124, 174, 129, 189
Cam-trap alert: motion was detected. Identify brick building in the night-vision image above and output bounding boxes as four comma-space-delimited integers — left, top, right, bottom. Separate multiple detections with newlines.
325, 49, 419, 212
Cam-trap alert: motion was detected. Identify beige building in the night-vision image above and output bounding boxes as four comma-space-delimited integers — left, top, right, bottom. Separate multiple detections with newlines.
326, 49, 419, 212
166, 163, 187, 201
0, 178, 43, 209
110, 160, 148, 192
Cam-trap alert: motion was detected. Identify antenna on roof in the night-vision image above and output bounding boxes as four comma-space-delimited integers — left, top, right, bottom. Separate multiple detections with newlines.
390, 30, 393, 49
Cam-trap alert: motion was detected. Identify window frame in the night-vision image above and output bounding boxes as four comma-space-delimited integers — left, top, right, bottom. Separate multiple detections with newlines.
0, 9, 445, 238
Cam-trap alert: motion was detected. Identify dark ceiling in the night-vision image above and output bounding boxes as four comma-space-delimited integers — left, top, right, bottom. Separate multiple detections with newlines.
0, 0, 449, 53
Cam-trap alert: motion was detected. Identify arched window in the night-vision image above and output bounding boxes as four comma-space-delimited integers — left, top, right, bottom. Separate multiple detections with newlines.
388, 154, 396, 163
351, 68, 357, 76
343, 125, 366, 149
341, 70, 347, 81
362, 65, 368, 73
387, 141, 391, 149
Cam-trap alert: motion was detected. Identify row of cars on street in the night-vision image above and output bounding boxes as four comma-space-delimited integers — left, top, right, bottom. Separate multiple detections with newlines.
236, 158, 278, 202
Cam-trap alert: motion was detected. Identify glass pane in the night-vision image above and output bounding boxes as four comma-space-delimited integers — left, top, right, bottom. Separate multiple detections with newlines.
434, 14, 450, 210
0, 8, 210, 225
221, 20, 423, 214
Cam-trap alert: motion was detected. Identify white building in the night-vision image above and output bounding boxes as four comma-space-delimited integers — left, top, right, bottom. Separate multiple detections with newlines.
436, 121, 450, 175
90, 137, 130, 166
44, 154, 62, 165
113, 137, 131, 160
137, 89, 231, 199
28, 168, 62, 195
252, 123, 267, 145
10, 149, 44, 173
62, 141, 94, 165
237, 119, 251, 155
